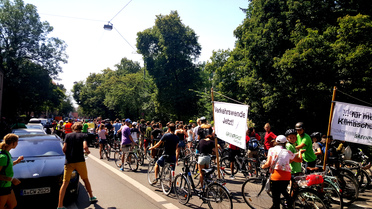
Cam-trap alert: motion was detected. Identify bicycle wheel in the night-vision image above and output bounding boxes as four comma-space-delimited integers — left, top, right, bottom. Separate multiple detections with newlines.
105, 144, 111, 160
242, 178, 272, 209
360, 169, 371, 190
174, 174, 191, 205
189, 160, 200, 187
114, 151, 123, 168
206, 183, 233, 209
322, 179, 343, 209
127, 153, 139, 171
100, 146, 107, 160
293, 188, 327, 209
147, 160, 156, 185
220, 156, 238, 175
337, 173, 359, 205
137, 150, 145, 166
161, 164, 173, 195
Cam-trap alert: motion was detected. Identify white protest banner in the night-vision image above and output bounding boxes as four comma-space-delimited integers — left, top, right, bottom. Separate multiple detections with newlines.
330, 101, 372, 145
214, 101, 249, 149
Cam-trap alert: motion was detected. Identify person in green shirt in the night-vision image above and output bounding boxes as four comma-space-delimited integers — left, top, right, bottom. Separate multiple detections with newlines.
295, 122, 317, 171
285, 129, 303, 176
0, 134, 23, 209
82, 120, 89, 133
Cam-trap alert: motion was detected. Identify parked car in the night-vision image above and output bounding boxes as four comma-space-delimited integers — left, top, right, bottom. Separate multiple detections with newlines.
12, 128, 46, 136
25, 123, 44, 130
10, 135, 79, 208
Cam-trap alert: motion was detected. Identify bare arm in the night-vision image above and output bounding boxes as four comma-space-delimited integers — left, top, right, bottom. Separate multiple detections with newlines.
295, 142, 306, 150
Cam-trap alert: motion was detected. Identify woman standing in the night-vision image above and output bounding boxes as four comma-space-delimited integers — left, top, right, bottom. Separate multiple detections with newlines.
175, 124, 188, 165
261, 135, 304, 209
0, 134, 23, 209
197, 135, 218, 188
264, 123, 276, 155
97, 123, 108, 159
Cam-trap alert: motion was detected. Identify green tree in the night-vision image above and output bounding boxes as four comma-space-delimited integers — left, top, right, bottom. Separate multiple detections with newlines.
0, 0, 67, 118
218, 0, 372, 132
136, 11, 202, 121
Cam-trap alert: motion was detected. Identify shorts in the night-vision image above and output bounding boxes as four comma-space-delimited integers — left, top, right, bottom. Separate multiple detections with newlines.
157, 155, 176, 168
178, 140, 185, 148
99, 139, 107, 144
121, 144, 131, 152
228, 149, 240, 162
247, 150, 258, 158
187, 137, 193, 142
197, 155, 211, 166
0, 187, 12, 196
63, 161, 88, 182
144, 138, 152, 147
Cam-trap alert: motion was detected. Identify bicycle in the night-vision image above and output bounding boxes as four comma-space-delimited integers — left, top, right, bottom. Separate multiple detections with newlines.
220, 149, 259, 178
298, 169, 344, 209
174, 155, 232, 209
189, 154, 225, 188
132, 145, 145, 166
242, 167, 327, 209
114, 146, 139, 171
100, 142, 111, 161
147, 152, 175, 196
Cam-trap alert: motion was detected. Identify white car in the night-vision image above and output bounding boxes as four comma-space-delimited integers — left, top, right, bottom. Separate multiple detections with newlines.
12, 128, 46, 136
25, 123, 44, 130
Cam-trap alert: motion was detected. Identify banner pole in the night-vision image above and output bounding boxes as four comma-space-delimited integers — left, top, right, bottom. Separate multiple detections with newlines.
323, 86, 337, 171
211, 88, 221, 179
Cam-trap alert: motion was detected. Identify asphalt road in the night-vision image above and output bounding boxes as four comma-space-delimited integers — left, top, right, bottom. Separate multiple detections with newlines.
62, 147, 372, 209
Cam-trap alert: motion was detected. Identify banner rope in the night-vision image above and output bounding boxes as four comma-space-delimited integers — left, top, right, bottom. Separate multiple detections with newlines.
337, 89, 372, 107
212, 90, 248, 106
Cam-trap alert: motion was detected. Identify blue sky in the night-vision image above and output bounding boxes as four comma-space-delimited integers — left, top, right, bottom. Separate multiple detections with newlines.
23, 0, 248, 95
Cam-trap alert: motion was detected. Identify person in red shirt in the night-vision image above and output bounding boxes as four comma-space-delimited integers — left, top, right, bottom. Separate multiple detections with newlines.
264, 123, 276, 155
64, 119, 73, 135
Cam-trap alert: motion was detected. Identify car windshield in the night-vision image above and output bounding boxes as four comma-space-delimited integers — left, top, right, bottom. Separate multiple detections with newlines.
25, 125, 43, 129
10, 139, 64, 158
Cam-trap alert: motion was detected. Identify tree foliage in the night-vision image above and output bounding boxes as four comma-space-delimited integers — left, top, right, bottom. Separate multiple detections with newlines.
0, 0, 69, 119
136, 11, 203, 121
72, 58, 157, 121
213, 0, 372, 133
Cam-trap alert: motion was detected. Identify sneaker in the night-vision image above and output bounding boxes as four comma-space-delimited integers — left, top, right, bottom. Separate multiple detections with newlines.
229, 175, 235, 180
119, 167, 124, 171
89, 196, 98, 202
151, 179, 158, 185
57, 207, 67, 209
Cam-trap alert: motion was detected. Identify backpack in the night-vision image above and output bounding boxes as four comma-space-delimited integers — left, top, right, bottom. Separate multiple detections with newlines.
248, 137, 259, 150
140, 124, 147, 134
318, 142, 326, 154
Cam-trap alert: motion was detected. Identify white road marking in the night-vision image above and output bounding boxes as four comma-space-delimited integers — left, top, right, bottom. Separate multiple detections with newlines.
88, 155, 180, 209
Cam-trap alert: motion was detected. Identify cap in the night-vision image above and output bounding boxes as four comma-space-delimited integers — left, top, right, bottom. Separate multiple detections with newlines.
295, 122, 304, 130
276, 135, 288, 143
132, 122, 137, 126
200, 116, 206, 121
125, 118, 132, 123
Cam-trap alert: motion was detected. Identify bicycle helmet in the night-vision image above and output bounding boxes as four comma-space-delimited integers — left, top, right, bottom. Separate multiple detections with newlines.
310, 132, 322, 139
295, 122, 304, 130
285, 129, 297, 136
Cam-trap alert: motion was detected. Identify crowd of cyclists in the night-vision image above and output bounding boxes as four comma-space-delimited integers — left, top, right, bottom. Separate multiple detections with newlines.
48, 116, 371, 209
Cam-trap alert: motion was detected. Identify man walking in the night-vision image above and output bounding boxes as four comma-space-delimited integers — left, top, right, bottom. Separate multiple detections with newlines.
57, 122, 97, 209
